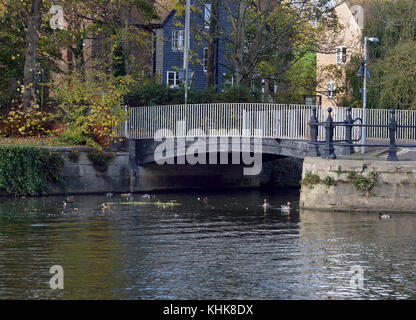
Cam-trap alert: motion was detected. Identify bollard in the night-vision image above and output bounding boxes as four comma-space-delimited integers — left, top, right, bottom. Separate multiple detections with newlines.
345, 107, 355, 154
309, 107, 320, 157
387, 109, 398, 162
323, 107, 336, 159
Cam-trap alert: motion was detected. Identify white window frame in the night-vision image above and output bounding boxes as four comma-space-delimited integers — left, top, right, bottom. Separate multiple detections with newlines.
326, 81, 337, 98
336, 46, 347, 64
204, 3, 211, 29
203, 47, 208, 72
172, 30, 185, 51
167, 71, 182, 88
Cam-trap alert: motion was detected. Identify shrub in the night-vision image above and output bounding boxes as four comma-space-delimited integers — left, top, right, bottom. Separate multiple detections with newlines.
0, 107, 55, 137
347, 170, 379, 195
57, 125, 96, 147
56, 70, 132, 149
218, 85, 262, 103
124, 81, 262, 106
87, 150, 115, 172
0, 145, 64, 196
323, 176, 337, 187
124, 81, 170, 107
301, 171, 320, 188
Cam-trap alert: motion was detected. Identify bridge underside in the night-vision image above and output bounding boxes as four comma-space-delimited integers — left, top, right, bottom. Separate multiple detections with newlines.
133, 137, 351, 166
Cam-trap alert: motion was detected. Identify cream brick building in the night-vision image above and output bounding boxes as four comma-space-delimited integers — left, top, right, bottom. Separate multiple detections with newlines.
317, 0, 366, 107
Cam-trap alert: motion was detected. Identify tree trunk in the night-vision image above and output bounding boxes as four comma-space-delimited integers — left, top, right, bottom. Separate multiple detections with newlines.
206, 0, 219, 89
234, 0, 247, 87
22, 0, 42, 113
120, 3, 131, 75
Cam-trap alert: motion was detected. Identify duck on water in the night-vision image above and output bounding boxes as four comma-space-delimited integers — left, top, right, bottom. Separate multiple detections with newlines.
379, 213, 392, 219
262, 199, 292, 214
280, 202, 292, 215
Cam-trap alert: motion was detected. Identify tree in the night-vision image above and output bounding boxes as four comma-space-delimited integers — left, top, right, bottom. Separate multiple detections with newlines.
1, 0, 159, 139
1, 0, 62, 112
174, 0, 340, 96
206, 0, 219, 88
58, 0, 157, 77
22, 0, 43, 113
223, 0, 340, 87
343, 0, 416, 109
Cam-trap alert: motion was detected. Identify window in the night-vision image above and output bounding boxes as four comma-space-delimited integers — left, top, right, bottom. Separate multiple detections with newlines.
203, 47, 208, 72
167, 71, 182, 88
222, 73, 234, 88
172, 30, 184, 51
326, 81, 337, 98
336, 46, 347, 64
204, 3, 211, 28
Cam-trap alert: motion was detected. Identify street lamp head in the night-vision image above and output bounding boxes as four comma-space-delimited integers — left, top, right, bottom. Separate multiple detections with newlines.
368, 37, 379, 43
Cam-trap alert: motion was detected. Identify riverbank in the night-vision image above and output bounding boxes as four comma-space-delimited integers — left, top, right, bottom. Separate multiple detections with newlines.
300, 157, 416, 212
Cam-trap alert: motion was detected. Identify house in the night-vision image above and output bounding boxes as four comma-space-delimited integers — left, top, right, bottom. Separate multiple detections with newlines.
316, 0, 366, 107
151, 0, 231, 91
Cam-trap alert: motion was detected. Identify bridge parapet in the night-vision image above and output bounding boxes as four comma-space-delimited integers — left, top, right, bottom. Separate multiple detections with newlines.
122, 103, 416, 142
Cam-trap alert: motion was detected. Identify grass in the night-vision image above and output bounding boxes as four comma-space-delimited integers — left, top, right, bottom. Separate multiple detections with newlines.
0, 136, 84, 148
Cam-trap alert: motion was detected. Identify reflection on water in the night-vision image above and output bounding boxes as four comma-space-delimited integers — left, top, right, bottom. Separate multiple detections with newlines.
0, 190, 415, 300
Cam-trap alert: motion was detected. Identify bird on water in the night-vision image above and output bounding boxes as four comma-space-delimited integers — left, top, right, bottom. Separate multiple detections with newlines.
280, 202, 292, 215
121, 193, 133, 201
101, 203, 113, 210
263, 199, 270, 209
378, 213, 391, 219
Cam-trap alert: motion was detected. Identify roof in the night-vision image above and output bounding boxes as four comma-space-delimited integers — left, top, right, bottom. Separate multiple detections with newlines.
153, 0, 175, 24
129, 0, 175, 28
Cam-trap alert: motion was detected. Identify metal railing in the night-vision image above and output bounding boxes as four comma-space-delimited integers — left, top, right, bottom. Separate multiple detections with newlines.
309, 107, 416, 161
122, 103, 416, 144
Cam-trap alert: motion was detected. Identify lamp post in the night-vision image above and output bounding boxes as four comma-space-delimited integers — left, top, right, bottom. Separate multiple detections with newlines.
361, 36, 379, 154
183, 0, 191, 105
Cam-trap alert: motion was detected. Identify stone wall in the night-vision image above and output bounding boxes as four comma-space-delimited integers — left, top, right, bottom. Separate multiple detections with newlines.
51, 151, 303, 195
0, 146, 304, 196
47, 149, 265, 195
49, 149, 132, 195
300, 157, 416, 212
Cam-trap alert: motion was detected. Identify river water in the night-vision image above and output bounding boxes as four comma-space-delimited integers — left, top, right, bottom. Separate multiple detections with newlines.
0, 190, 415, 300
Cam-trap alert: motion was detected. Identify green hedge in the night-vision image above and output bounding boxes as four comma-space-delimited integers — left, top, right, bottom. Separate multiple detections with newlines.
0, 145, 64, 196
124, 82, 262, 107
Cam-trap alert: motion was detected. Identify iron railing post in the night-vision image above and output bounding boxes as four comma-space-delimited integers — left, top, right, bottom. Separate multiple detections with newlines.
323, 107, 336, 159
345, 106, 355, 154
387, 109, 398, 161
309, 106, 320, 156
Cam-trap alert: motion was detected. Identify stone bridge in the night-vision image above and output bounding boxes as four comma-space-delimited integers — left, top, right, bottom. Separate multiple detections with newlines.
133, 137, 351, 166
123, 103, 375, 166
